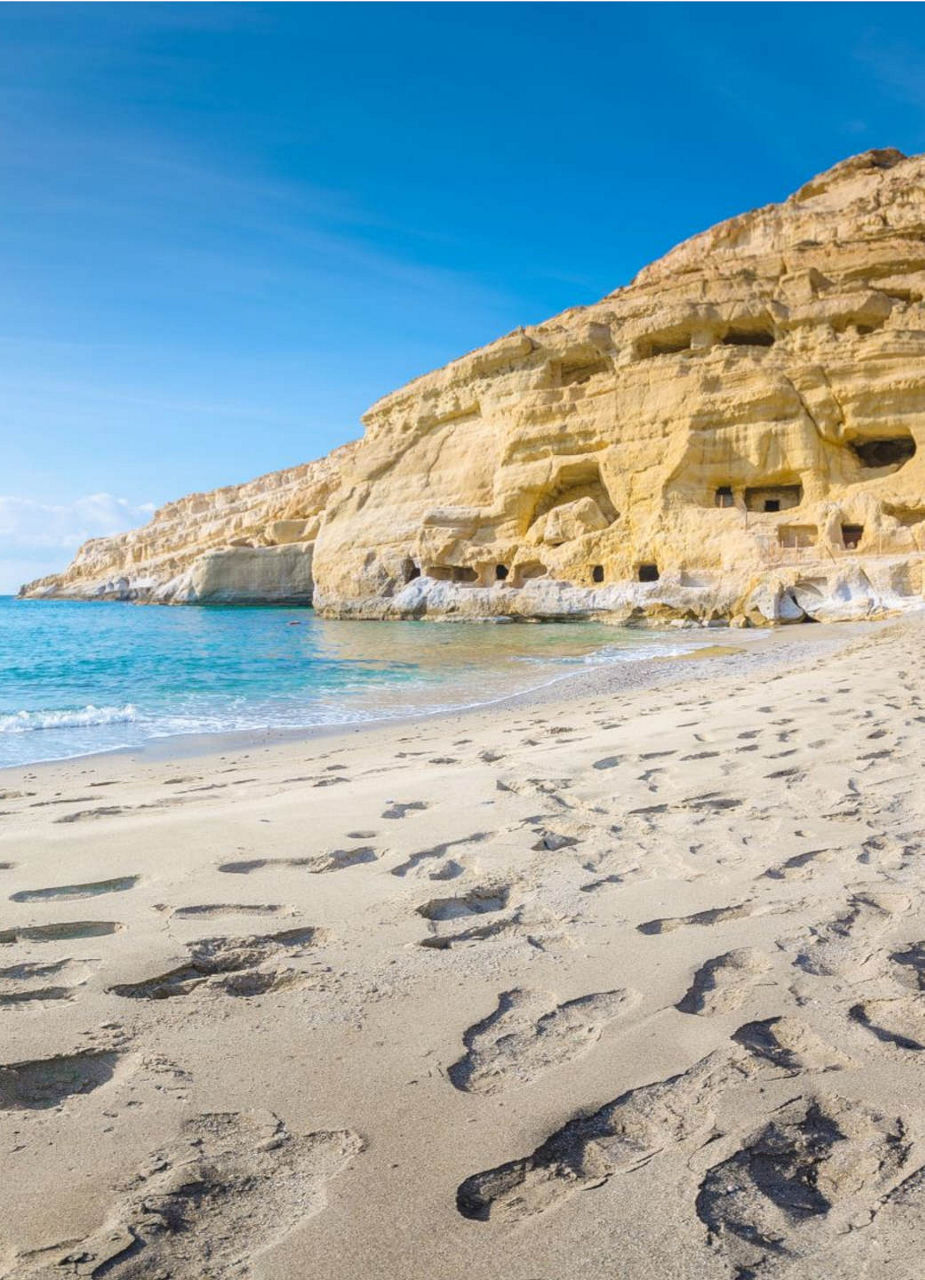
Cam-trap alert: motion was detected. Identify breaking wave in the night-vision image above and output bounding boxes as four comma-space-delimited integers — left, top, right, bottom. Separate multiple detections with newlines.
0, 704, 139, 734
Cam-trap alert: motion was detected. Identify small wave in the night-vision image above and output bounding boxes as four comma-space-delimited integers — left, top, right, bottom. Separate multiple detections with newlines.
0, 704, 139, 734
516, 640, 691, 667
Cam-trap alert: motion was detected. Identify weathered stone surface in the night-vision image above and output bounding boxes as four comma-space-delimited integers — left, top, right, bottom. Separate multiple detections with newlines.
21, 149, 925, 624
21, 448, 353, 604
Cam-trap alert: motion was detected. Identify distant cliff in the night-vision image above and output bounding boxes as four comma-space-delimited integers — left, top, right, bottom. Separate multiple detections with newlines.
21, 446, 355, 605
22, 149, 925, 625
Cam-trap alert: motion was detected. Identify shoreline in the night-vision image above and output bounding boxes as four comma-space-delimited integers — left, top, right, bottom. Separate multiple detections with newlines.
0, 616, 879, 778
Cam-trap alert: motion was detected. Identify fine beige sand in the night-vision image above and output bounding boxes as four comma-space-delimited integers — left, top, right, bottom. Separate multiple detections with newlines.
2, 616, 925, 1279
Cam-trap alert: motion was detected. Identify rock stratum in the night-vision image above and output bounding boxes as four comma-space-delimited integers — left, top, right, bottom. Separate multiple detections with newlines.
21, 148, 925, 625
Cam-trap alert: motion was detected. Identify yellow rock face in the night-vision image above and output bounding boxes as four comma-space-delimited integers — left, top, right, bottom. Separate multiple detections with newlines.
21, 149, 925, 625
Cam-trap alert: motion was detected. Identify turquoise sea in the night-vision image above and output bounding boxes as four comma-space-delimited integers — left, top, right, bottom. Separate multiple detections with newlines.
0, 597, 691, 768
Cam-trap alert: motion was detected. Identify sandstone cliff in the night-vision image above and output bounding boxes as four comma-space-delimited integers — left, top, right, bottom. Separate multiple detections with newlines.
21, 446, 355, 605
21, 149, 925, 625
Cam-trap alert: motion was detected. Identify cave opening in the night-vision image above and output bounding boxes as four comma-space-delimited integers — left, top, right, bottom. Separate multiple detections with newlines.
513, 561, 547, 587
638, 563, 660, 583
721, 328, 775, 348
427, 565, 479, 584
529, 459, 618, 528
841, 524, 864, 550
591, 564, 604, 584
558, 354, 611, 386
715, 486, 734, 508
744, 484, 803, 513
850, 437, 916, 469
401, 558, 421, 583
778, 525, 817, 549
495, 564, 508, 581
635, 334, 691, 359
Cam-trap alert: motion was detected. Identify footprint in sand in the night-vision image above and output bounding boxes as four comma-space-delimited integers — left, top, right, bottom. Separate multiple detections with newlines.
416, 883, 521, 949
849, 998, 925, 1051
381, 800, 429, 819
417, 886, 510, 922
730, 1016, 849, 1072
418, 901, 568, 953
637, 902, 758, 935
0, 1048, 123, 1110
427, 860, 464, 881
810, 1158, 925, 1276
0, 986, 76, 1008
390, 833, 487, 879
449, 986, 639, 1095
531, 829, 580, 852
762, 848, 835, 881
0, 956, 97, 1008
10, 876, 139, 904
218, 847, 376, 875
109, 927, 325, 1001
890, 940, 925, 990
681, 793, 742, 813
579, 872, 627, 893
53, 805, 128, 823
695, 1096, 908, 1277
169, 904, 286, 919
765, 764, 804, 780
456, 1048, 755, 1222
29, 796, 96, 809
8, 1111, 363, 1278
0, 921, 123, 945
676, 948, 771, 1015
785, 890, 909, 978
858, 834, 919, 871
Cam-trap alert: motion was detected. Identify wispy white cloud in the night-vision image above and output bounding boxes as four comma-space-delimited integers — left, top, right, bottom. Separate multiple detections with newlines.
0, 493, 154, 592
0, 492, 154, 550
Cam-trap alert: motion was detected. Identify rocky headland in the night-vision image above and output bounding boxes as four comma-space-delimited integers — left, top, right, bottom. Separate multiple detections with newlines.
21, 148, 925, 625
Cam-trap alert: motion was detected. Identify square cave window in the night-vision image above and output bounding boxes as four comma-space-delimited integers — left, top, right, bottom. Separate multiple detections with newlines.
495, 564, 508, 580
591, 565, 604, 583
638, 563, 660, 582
428, 565, 478, 584
842, 524, 864, 550
778, 525, 817, 550
715, 486, 734, 508
744, 485, 803, 513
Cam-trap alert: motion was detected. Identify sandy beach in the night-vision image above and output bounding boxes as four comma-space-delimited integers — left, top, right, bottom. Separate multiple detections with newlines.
2, 614, 925, 1279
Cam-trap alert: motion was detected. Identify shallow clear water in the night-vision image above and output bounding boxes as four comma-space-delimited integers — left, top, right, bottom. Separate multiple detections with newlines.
0, 597, 690, 767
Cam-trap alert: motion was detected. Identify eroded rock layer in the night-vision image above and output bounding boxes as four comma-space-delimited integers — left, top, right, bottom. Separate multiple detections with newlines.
22, 447, 355, 605
22, 149, 925, 625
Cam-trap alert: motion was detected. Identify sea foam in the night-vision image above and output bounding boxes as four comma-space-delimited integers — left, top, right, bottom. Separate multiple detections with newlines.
0, 704, 139, 734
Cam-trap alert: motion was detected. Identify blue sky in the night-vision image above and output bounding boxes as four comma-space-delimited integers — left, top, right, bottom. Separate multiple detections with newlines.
3, 2, 925, 591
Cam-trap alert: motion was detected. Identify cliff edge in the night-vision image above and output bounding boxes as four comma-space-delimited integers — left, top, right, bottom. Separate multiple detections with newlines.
21, 149, 925, 625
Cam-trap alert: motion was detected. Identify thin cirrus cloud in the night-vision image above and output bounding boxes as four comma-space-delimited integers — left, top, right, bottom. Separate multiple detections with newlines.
0, 493, 154, 594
